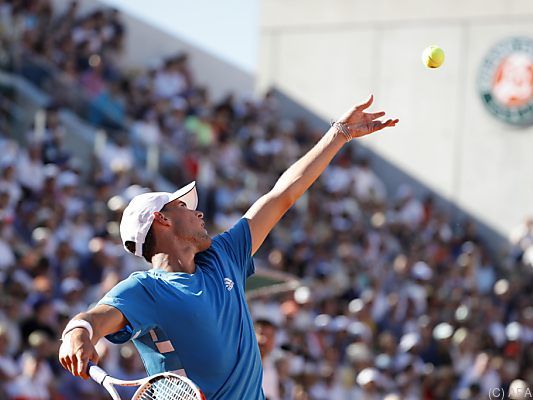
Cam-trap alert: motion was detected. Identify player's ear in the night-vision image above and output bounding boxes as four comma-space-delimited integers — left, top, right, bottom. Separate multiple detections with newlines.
153, 211, 171, 226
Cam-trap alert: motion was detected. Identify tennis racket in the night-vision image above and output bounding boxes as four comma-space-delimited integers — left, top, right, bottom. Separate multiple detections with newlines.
88, 362, 205, 400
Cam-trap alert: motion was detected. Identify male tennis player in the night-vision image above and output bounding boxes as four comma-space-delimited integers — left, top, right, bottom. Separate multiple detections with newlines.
59, 96, 398, 399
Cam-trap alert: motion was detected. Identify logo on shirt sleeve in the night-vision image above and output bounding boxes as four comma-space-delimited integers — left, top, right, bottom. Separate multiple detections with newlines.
224, 277, 234, 291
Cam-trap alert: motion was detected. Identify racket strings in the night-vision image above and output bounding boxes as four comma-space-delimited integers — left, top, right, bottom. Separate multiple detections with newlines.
136, 375, 200, 400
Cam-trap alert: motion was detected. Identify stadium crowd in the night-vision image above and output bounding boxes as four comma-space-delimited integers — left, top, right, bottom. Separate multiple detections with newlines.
0, 1, 532, 399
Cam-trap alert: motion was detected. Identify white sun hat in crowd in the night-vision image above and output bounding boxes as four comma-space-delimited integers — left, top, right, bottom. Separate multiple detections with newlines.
119, 181, 198, 257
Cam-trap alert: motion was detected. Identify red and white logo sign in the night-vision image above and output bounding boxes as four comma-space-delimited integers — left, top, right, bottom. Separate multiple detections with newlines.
478, 37, 533, 126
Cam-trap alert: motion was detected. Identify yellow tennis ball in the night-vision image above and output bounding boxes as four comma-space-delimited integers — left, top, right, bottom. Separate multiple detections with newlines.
422, 45, 445, 68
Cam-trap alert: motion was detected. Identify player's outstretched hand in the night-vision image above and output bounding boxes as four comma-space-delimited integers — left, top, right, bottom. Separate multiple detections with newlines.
59, 328, 99, 380
337, 95, 399, 139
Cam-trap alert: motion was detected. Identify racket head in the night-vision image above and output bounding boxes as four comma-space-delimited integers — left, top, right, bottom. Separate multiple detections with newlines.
132, 372, 204, 400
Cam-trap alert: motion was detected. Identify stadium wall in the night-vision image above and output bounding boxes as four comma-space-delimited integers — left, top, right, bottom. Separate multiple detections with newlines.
258, 0, 533, 238
52, 0, 255, 100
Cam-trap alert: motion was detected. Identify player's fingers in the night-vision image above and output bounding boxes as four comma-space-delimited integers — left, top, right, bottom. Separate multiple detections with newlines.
67, 358, 76, 375
71, 354, 79, 376
387, 118, 399, 126
380, 119, 399, 129
355, 94, 373, 111
368, 121, 387, 132
90, 351, 100, 365
78, 356, 90, 380
59, 355, 68, 371
59, 355, 69, 371
366, 119, 395, 133
365, 111, 386, 120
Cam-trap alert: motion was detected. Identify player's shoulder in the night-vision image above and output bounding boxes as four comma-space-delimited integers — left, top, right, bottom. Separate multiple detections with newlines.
213, 218, 250, 246
196, 219, 249, 259
129, 270, 155, 280
121, 270, 160, 286
101, 270, 160, 300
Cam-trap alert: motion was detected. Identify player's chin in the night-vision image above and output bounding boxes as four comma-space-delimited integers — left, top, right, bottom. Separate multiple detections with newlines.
197, 233, 212, 251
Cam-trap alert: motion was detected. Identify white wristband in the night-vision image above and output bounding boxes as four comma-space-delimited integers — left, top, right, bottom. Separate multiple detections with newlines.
62, 319, 94, 341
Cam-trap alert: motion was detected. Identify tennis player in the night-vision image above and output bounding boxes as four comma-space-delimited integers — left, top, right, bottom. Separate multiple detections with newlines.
59, 96, 398, 399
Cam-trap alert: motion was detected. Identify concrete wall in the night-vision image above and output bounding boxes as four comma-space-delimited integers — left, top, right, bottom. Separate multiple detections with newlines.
258, 0, 533, 237
52, 0, 255, 100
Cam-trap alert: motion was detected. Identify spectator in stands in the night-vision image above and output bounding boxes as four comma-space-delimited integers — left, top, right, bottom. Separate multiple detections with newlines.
153, 56, 188, 99
0, 323, 19, 393
255, 319, 280, 400
5, 331, 54, 400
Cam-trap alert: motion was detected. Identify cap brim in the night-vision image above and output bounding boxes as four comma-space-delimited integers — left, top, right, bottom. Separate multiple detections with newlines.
168, 181, 198, 210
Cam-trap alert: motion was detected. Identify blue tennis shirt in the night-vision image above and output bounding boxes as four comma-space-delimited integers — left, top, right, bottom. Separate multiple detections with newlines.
98, 218, 265, 399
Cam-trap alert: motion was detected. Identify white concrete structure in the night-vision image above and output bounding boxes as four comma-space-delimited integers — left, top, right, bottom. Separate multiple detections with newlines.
258, 0, 533, 236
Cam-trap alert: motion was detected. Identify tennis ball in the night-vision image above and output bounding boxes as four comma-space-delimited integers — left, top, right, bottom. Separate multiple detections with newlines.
422, 45, 445, 68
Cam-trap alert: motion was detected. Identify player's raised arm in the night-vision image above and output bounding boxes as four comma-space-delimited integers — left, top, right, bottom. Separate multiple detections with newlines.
58, 304, 128, 380
244, 95, 398, 255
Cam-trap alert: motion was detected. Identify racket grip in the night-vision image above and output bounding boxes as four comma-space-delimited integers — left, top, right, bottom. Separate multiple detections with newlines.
88, 361, 108, 384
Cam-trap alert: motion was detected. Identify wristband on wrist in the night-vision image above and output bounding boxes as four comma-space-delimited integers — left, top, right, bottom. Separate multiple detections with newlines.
331, 120, 352, 142
61, 319, 94, 341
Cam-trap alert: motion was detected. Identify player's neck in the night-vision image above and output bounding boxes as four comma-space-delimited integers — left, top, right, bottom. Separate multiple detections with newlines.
151, 248, 197, 274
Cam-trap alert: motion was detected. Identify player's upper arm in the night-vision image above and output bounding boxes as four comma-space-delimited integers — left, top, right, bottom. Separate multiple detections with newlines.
84, 304, 129, 341
243, 191, 293, 255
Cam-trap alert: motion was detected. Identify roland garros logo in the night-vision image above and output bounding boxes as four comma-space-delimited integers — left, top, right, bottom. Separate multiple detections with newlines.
478, 37, 533, 126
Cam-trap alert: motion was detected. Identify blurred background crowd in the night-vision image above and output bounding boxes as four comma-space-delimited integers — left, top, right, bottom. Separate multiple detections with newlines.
0, 1, 531, 399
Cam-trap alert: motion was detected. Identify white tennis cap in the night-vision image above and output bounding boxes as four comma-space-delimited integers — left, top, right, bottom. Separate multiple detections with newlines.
119, 181, 198, 257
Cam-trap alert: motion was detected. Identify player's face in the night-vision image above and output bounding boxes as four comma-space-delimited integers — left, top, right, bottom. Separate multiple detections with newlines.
163, 199, 212, 250
255, 323, 276, 358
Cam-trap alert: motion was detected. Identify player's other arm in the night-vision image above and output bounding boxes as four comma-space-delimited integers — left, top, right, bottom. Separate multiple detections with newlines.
59, 304, 128, 380
244, 95, 398, 255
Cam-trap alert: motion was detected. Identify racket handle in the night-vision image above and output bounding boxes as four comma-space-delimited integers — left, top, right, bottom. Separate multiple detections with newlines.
88, 361, 108, 384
